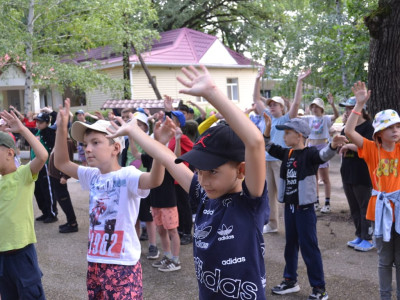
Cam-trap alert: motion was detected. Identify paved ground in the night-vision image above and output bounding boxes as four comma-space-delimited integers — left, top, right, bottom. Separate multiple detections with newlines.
32, 155, 393, 299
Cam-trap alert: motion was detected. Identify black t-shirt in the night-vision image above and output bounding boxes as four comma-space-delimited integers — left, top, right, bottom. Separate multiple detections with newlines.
340, 121, 373, 186
284, 152, 299, 205
141, 153, 177, 208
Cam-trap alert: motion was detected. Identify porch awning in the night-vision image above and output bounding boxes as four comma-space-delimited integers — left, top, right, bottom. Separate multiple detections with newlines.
101, 99, 180, 110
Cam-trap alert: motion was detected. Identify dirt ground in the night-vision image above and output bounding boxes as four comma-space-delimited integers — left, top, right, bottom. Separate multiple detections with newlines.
32, 155, 393, 299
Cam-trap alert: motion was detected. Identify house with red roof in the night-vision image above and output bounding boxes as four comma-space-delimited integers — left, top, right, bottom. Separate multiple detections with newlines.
0, 28, 276, 113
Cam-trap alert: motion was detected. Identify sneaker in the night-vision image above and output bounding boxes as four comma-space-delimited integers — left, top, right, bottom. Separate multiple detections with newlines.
354, 240, 374, 252
180, 234, 193, 245
347, 237, 362, 248
263, 224, 278, 234
59, 222, 69, 229
36, 215, 47, 221
308, 287, 328, 300
147, 245, 160, 260
59, 223, 78, 233
320, 205, 330, 213
43, 216, 58, 223
314, 203, 320, 211
152, 256, 170, 268
158, 259, 181, 272
271, 279, 300, 295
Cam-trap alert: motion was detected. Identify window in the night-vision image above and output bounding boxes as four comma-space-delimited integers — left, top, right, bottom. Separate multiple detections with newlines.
63, 87, 86, 107
227, 78, 239, 101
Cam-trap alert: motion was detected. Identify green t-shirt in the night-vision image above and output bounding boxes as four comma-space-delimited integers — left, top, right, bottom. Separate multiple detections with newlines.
0, 164, 38, 251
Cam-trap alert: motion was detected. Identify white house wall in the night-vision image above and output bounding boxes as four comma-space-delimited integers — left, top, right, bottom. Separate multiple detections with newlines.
0, 65, 25, 89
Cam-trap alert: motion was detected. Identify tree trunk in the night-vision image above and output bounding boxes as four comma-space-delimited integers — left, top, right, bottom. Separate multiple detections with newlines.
24, 0, 35, 113
122, 40, 131, 100
366, 1, 400, 117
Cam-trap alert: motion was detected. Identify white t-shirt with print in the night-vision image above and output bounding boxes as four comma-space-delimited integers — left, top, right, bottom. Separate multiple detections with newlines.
78, 165, 149, 265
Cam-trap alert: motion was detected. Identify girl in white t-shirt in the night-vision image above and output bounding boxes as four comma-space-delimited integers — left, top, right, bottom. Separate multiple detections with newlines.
302, 95, 339, 213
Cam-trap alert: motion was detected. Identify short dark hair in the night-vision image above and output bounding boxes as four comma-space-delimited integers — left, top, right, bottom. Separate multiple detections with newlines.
178, 104, 190, 113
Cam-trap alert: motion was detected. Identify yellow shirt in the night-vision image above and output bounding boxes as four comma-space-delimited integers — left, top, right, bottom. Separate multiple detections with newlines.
0, 164, 38, 251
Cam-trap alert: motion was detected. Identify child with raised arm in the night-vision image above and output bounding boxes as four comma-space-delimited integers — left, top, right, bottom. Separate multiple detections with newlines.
108, 65, 269, 299
54, 99, 167, 299
264, 115, 347, 300
344, 82, 400, 300
0, 110, 48, 300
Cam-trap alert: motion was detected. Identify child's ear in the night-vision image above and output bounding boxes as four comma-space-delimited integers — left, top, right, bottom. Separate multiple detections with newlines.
112, 142, 121, 155
237, 162, 246, 179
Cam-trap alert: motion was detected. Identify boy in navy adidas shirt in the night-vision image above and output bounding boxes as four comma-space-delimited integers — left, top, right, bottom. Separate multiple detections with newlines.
108, 65, 269, 299
264, 117, 347, 300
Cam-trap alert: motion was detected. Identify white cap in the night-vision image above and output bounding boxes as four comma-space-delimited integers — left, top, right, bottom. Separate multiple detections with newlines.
71, 120, 125, 153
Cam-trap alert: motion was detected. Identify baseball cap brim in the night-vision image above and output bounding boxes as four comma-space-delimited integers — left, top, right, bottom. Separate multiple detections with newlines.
276, 124, 306, 137
175, 149, 229, 170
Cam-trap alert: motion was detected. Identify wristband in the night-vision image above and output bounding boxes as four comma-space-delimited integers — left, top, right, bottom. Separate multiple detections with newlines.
351, 110, 361, 116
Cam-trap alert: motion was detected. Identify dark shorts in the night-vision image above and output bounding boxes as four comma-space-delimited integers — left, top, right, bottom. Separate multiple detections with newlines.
87, 261, 142, 300
0, 244, 45, 300
138, 195, 153, 222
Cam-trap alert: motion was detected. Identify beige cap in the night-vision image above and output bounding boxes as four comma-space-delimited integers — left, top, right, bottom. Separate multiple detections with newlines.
309, 98, 324, 112
266, 96, 285, 107
71, 120, 125, 153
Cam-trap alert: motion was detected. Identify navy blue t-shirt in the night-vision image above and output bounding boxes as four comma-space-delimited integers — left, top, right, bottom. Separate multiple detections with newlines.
189, 175, 269, 300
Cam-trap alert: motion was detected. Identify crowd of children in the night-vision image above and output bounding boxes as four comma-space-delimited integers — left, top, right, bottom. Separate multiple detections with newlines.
2, 64, 400, 300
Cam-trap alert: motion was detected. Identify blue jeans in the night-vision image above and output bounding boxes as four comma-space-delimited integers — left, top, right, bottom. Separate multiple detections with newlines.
283, 204, 325, 288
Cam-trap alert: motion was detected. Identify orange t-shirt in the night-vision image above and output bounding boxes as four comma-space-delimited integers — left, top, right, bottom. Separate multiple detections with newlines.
358, 138, 400, 221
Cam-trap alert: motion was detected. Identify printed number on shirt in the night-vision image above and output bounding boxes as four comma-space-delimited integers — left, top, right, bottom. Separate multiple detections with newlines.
88, 229, 123, 258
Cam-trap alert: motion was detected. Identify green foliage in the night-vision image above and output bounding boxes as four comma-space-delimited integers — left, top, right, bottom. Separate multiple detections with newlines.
0, 0, 158, 100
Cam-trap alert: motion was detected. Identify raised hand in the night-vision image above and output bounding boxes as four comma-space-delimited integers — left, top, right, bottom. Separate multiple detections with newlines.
57, 99, 71, 129
263, 112, 272, 137
0, 110, 25, 133
94, 111, 105, 120
257, 66, 265, 79
177, 65, 215, 98
351, 81, 371, 106
153, 116, 176, 145
298, 69, 311, 82
327, 93, 334, 105
107, 117, 138, 139
163, 95, 174, 112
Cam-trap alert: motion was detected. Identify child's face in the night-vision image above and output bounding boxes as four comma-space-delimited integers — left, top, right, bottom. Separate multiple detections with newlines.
36, 120, 48, 130
378, 123, 400, 143
196, 161, 244, 199
283, 129, 301, 147
76, 113, 86, 122
137, 120, 148, 133
121, 112, 131, 122
83, 131, 119, 168
0, 146, 15, 175
268, 102, 284, 117
310, 104, 323, 116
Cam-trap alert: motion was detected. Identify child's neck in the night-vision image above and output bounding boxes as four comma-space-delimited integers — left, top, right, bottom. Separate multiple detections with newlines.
98, 161, 122, 174
381, 140, 395, 152
291, 142, 305, 150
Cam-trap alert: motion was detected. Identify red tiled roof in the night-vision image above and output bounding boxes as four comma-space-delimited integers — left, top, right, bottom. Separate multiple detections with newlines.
101, 99, 180, 109
71, 28, 255, 66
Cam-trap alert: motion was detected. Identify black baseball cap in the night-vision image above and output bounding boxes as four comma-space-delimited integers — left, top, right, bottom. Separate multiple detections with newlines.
175, 124, 245, 170
34, 112, 50, 123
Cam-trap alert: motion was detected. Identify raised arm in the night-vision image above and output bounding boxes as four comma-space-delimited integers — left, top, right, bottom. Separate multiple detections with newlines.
54, 99, 79, 179
178, 65, 265, 197
344, 81, 371, 148
289, 69, 311, 119
188, 100, 206, 120
108, 117, 194, 193
327, 93, 339, 122
0, 110, 47, 174
9, 106, 24, 121
253, 67, 266, 115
